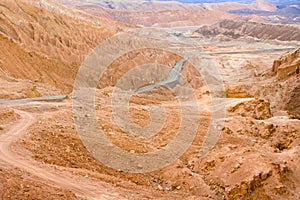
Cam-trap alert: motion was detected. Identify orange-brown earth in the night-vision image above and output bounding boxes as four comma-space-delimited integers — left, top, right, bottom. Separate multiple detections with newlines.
0, 0, 300, 199
57, 1, 241, 27
79, 5, 241, 27
0, 0, 129, 95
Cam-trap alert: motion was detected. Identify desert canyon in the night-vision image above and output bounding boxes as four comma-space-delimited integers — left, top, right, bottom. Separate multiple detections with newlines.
0, 0, 299, 199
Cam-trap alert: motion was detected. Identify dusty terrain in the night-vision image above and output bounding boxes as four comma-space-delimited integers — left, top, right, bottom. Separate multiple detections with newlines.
72, 5, 240, 27
57, 0, 300, 25
0, 0, 130, 95
57, 0, 241, 27
0, 0, 299, 199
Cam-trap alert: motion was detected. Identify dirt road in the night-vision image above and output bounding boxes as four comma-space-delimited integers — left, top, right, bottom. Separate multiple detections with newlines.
0, 103, 126, 199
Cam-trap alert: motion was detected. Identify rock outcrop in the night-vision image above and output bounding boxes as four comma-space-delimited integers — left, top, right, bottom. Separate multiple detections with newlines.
228, 99, 273, 120
269, 47, 300, 118
272, 47, 300, 80
287, 85, 300, 119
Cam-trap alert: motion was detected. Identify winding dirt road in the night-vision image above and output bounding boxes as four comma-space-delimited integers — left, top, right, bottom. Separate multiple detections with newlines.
1, 96, 288, 199
0, 103, 125, 200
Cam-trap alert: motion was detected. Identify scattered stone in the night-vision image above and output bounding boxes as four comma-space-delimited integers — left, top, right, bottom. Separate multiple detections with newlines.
137, 164, 143, 169
65, 146, 70, 153
228, 99, 272, 120
157, 185, 163, 191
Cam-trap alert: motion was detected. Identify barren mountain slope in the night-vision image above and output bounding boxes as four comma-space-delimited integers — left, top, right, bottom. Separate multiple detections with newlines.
57, 0, 276, 12
0, 0, 127, 65
0, 0, 128, 95
58, 0, 204, 11
195, 20, 300, 41
203, 0, 276, 12
0, 33, 73, 95
57, 1, 241, 27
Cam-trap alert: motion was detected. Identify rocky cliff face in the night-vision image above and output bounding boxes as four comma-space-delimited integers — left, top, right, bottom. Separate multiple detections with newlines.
195, 20, 300, 41
287, 85, 300, 119
272, 47, 300, 80
271, 47, 300, 119
225, 47, 300, 119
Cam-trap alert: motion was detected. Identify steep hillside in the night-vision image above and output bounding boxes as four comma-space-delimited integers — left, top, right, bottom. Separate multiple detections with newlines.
272, 47, 300, 118
0, 33, 73, 94
273, 47, 300, 79
0, 0, 127, 65
0, 0, 128, 95
195, 20, 300, 41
